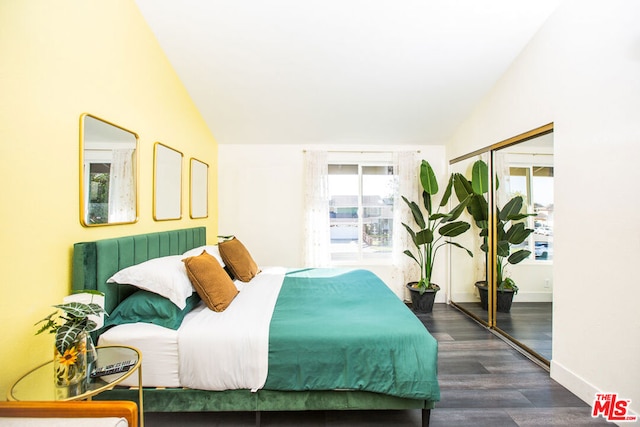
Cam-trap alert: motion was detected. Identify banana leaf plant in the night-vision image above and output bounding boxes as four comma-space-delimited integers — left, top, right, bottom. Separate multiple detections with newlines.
35, 302, 105, 354
452, 159, 534, 293
402, 160, 473, 294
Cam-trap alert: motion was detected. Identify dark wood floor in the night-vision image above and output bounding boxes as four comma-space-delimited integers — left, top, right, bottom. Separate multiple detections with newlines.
456, 302, 553, 361
146, 303, 607, 426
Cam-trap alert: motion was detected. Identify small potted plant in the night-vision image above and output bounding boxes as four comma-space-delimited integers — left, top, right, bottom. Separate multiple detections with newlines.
35, 301, 105, 388
452, 159, 534, 312
402, 160, 473, 313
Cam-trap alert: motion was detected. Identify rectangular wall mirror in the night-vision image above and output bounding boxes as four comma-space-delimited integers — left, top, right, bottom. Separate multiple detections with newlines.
153, 142, 183, 221
190, 158, 208, 219
80, 113, 138, 226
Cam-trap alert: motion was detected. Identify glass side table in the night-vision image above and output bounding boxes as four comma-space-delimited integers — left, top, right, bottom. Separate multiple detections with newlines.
7, 345, 143, 426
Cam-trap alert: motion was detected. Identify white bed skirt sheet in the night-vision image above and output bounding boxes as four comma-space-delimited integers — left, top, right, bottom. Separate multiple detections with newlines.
98, 320, 182, 387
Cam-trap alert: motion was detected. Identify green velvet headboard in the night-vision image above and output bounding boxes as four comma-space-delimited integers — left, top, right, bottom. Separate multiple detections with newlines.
72, 227, 206, 314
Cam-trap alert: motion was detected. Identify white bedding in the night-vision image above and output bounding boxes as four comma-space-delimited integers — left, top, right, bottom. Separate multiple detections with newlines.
178, 267, 285, 391
98, 267, 286, 390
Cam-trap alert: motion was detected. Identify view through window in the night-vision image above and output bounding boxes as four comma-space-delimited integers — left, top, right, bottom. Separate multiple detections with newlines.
508, 165, 554, 261
328, 163, 396, 262
87, 162, 111, 224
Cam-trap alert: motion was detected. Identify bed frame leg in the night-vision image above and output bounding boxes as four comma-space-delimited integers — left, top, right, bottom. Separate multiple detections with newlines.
422, 408, 431, 427
255, 410, 261, 427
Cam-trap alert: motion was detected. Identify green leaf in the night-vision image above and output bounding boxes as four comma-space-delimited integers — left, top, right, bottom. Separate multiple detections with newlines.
440, 174, 454, 207
402, 196, 425, 229
401, 223, 418, 247
55, 323, 84, 354
452, 173, 473, 202
422, 191, 432, 215
420, 160, 438, 195
403, 249, 420, 266
467, 194, 488, 223
35, 317, 57, 336
53, 302, 104, 318
497, 241, 510, 257
509, 212, 536, 221
85, 319, 98, 331
500, 196, 524, 221
498, 277, 519, 294
71, 289, 104, 296
429, 213, 450, 221
439, 221, 471, 237
471, 160, 489, 194
508, 249, 531, 265
416, 229, 434, 245
447, 241, 473, 257
446, 196, 470, 222
505, 222, 534, 245
496, 221, 506, 241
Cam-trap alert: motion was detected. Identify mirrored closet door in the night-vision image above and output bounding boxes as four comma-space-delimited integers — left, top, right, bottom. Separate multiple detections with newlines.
449, 124, 554, 366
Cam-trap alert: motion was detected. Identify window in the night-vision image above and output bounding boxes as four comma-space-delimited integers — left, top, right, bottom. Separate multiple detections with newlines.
87, 163, 111, 224
508, 165, 554, 261
328, 162, 396, 263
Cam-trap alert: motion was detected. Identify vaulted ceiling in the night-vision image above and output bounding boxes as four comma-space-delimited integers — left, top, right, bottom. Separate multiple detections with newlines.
135, 0, 561, 145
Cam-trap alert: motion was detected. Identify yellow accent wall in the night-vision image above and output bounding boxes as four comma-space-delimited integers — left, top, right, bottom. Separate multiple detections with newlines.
0, 1, 218, 395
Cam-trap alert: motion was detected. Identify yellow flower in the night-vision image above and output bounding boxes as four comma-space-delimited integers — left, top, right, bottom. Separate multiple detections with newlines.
58, 347, 79, 367
77, 340, 87, 354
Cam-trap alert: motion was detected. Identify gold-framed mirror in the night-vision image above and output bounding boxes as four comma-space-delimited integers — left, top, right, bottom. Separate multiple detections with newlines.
153, 142, 183, 221
449, 123, 554, 366
190, 158, 208, 219
79, 113, 139, 226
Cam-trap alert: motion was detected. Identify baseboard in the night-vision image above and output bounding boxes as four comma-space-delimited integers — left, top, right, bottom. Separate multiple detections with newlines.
450, 291, 552, 303
550, 359, 599, 407
551, 361, 639, 425
517, 291, 553, 302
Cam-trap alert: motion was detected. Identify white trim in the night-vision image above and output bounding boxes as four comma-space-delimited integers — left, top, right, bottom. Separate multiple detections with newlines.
550, 360, 600, 407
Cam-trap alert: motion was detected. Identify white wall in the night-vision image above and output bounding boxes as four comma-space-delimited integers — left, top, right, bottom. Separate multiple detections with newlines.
217, 145, 305, 268
448, 0, 640, 414
218, 144, 449, 301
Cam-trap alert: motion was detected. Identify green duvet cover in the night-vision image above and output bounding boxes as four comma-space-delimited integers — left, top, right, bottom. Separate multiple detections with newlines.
264, 268, 440, 401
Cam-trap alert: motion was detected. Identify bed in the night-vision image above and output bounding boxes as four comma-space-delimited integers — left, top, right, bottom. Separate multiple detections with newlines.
72, 227, 439, 426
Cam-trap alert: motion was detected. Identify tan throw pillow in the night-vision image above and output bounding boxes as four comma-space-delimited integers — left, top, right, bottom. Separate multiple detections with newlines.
182, 251, 239, 312
218, 237, 260, 282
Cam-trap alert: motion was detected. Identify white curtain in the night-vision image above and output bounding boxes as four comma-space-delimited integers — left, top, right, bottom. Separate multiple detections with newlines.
493, 151, 511, 208
391, 151, 421, 301
302, 150, 331, 267
108, 149, 136, 223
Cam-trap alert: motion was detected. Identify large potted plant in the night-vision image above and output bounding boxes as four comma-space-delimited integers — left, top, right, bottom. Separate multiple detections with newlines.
402, 160, 473, 313
452, 159, 534, 312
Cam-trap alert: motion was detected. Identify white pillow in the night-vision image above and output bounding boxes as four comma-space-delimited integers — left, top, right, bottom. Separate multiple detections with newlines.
107, 255, 193, 309
182, 245, 225, 267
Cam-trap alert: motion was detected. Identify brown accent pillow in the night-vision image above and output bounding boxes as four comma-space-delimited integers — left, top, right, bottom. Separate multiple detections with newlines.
182, 251, 239, 312
218, 237, 260, 282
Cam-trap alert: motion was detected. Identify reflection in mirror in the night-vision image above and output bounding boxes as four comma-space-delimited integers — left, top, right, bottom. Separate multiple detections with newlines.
449, 128, 554, 365
154, 142, 183, 221
190, 159, 208, 219
494, 132, 554, 362
449, 153, 490, 325
80, 114, 138, 226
